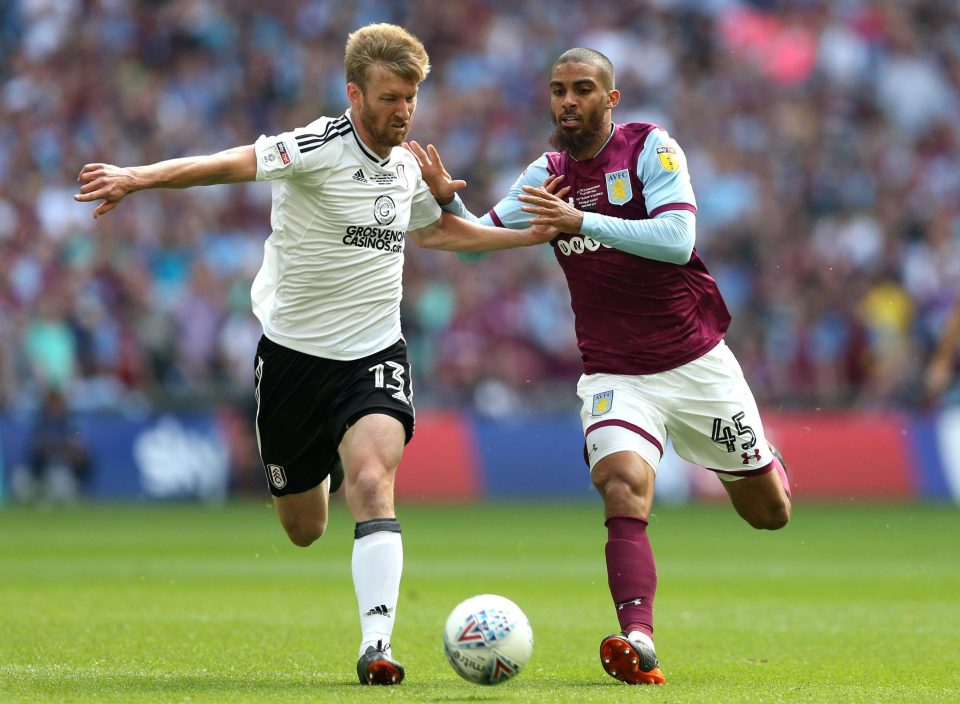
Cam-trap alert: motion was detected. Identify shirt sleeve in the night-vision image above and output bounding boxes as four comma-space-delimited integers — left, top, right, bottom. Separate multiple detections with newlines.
254, 122, 344, 186
637, 127, 697, 216
581, 209, 695, 264
577, 128, 697, 264
442, 154, 551, 229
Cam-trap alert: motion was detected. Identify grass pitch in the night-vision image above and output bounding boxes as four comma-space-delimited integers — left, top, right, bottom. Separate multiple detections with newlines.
1, 499, 958, 703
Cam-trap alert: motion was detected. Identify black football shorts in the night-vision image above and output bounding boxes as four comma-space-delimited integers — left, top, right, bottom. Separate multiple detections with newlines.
253, 335, 415, 496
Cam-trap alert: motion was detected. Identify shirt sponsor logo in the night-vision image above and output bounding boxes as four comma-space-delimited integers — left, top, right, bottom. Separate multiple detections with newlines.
343, 225, 405, 253
592, 390, 614, 416
605, 169, 632, 205
374, 195, 397, 225
657, 144, 679, 171
555, 236, 609, 256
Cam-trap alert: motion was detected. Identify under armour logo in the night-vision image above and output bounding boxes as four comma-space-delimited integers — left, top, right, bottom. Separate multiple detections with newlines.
365, 604, 391, 617
741, 449, 761, 465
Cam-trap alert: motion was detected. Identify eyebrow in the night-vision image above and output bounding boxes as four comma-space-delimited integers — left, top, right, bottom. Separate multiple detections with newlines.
550, 79, 599, 89
378, 89, 418, 99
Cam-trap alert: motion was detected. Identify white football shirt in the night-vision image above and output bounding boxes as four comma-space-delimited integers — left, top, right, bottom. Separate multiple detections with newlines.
252, 110, 441, 360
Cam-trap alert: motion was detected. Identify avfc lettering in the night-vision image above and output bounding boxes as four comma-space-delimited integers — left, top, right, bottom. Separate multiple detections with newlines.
343, 225, 406, 253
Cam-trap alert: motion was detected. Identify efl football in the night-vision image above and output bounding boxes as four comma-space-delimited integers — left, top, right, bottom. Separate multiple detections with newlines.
442, 594, 534, 685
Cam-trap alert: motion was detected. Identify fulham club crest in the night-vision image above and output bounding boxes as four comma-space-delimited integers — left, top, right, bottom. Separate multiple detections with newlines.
267, 464, 287, 489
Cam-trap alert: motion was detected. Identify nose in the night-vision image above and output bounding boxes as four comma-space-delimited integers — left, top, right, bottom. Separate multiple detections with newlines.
396, 100, 412, 119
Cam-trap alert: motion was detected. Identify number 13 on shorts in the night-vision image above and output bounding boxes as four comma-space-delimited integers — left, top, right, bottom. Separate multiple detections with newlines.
369, 361, 410, 405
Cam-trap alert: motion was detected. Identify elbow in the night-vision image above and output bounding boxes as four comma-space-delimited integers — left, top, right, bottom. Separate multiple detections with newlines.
666, 241, 694, 265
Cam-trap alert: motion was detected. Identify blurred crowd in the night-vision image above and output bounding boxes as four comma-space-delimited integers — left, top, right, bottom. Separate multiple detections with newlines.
2, 0, 959, 417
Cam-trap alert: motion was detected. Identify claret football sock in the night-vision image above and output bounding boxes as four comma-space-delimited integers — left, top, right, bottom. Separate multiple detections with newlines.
605, 516, 657, 638
353, 519, 402, 657
768, 444, 792, 499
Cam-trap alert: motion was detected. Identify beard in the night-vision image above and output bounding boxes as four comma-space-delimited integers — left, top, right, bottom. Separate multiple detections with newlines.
358, 105, 411, 150
549, 109, 607, 156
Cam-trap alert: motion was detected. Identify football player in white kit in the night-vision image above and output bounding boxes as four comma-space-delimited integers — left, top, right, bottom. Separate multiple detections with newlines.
74, 23, 561, 686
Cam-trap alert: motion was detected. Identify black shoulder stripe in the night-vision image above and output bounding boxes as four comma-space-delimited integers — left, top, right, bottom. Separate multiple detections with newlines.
295, 117, 350, 144
296, 118, 352, 153
299, 123, 352, 154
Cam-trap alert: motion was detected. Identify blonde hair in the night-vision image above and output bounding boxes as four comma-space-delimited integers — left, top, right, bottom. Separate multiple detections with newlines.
344, 23, 431, 90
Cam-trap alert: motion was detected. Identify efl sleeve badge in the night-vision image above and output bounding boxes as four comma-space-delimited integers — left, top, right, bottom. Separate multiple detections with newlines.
656, 145, 680, 171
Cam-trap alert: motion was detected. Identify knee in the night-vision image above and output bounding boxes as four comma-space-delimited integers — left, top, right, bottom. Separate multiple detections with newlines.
748, 501, 791, 531
348, 464, 394, 501
284, 517, 327, 547
592, 471, 653, 518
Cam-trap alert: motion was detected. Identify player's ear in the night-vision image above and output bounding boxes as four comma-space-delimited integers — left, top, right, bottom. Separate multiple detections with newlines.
346, 82, 363, 106
608, 89, 621, 110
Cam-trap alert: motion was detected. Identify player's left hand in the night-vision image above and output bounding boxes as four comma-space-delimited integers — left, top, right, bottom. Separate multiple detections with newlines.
402, 141, 466, 206
519, 175, 581, 233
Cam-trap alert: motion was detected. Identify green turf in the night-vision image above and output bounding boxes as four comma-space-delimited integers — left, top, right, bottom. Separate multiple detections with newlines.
1, 500, 958, 703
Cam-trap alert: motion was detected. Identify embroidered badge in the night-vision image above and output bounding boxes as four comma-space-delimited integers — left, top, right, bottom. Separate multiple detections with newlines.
657, 144, 679, 171
591, 390, 614, 416
267, 464, 287, 489
395, 163, 408, 188
604, 170, 632, 206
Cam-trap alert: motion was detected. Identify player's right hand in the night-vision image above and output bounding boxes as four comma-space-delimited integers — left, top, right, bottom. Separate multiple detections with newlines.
74, 163, 135, 219
402, 141, 466, 206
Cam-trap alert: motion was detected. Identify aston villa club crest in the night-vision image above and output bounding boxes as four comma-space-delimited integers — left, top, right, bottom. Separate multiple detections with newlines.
591, 390, 614, 416
604, 169, 632, 206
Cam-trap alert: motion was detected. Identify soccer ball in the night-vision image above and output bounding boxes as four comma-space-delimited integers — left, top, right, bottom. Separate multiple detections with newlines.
442, 594, 533, 685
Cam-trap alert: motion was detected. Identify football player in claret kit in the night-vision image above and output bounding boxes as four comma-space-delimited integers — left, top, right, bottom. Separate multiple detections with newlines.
407, 47, 792, 685
74, 23, 560, 686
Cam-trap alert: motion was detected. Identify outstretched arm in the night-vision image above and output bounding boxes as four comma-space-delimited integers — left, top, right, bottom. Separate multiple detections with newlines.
74, 145, 257, 218
408, 212, 556, 252
517, 184, 696, 265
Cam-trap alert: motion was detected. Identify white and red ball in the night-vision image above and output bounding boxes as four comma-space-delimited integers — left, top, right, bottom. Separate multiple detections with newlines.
442, 594, 533, 685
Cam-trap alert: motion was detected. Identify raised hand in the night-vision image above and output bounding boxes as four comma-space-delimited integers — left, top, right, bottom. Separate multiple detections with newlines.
74, 163, 137, 219
524, 175, 571, 243
402, 141, 466, 205
519, 174, 580, 234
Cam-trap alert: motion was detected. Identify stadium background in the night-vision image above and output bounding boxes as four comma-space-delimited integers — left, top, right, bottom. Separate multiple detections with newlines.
1, 0, 960, 503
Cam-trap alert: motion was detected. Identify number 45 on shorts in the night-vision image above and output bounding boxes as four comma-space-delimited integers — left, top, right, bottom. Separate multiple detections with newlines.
711, 411, 756, 453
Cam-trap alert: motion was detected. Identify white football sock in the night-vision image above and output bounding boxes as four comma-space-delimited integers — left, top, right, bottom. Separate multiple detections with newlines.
627, 630, 656, 651
352, 523, 403, 657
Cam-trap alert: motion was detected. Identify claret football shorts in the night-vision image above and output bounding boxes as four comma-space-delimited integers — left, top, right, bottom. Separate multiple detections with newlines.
577, 340, 773, 479
253, 335, 415, 496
